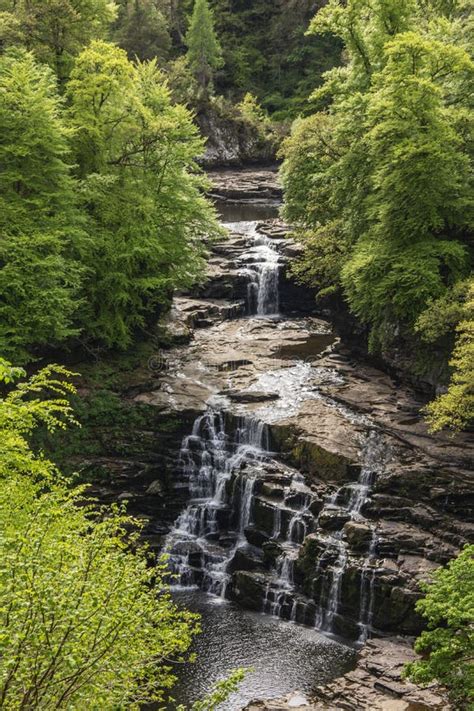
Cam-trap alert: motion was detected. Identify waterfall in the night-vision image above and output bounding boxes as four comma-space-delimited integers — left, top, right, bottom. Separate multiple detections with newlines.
357, 533, 380, 643
164, 341, 389, 637
310, 429, 389, 636
229, 221, 280, 316
165, 410, 270, 596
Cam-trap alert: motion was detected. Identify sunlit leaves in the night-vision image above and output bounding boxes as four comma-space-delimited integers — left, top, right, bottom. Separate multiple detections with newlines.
404, 545, 474, 705
0, 365, 199, 708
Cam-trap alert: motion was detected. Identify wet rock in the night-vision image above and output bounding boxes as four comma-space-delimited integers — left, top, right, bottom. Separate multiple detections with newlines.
253, 497, 279, 537
308, 499, 325, 516
262, 540, 284, 565
208, 168, 281, 199
270, 418, 360, 484
318, 507, 352, 531
312, 637, 452, 709
226, 390, 280, 403
244, 526, 270, 547
247, 638, 452, 710
230, 570, 268, 610
343, 521, 373, 550
244, 691, 316, 710
145, 480, 163, 496
227, 545, 264, 573
261, 482, 286, 499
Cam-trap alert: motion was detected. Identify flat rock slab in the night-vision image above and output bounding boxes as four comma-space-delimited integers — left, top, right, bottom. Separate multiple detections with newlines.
208, 168, 282, 202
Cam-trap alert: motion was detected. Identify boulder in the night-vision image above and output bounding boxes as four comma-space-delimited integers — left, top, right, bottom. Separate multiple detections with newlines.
318, 507, 352, 531
343, 521, 373, 550
230, 570, 268, 610
227, 545, 264, 573
145, 480, 163, 496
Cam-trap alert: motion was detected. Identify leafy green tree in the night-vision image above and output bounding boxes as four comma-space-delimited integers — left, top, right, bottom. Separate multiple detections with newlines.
281, 0, 473, 428
67, 41, 220, 349
185, 0, 223, 92
0, 49, 84, 361
0, 361, 199, 709
114, 0, 171, 61
423, 281, 474, 432
0, 0, 117, 81
404, 545, 474, 707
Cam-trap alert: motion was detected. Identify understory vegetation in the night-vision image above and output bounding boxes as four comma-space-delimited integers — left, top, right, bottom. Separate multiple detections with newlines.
280, 0, 473, 432
404, 545, 474, 708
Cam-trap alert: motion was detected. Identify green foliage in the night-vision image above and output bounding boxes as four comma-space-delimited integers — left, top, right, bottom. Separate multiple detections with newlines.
0, 0, 117, 80
281, 0, 473, 428
416, 279, 472, 343
185, 0, 223, 92
341, 238, 469, 347
0, 49, 84, 361
68, 41, 220, 349
206, 0, 341, 119
0, 363, 199, 708
178, 668, 248, 711
0, 40, 219, 361
424, 282, 474, 432
114, 0, 171, 61
237, 92, 271, 137
404, 546, 474, 707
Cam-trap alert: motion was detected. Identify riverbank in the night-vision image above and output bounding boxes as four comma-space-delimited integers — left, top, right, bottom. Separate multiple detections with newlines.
244, 637, 451, 710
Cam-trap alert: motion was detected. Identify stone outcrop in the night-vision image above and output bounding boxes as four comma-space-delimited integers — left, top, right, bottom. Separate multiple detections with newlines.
208, 168, 282, 202
197, 111, 278, 167
146, 211, 472, 638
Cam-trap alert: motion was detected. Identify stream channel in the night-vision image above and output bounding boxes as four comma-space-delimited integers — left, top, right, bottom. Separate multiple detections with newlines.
166, 199, 362, 708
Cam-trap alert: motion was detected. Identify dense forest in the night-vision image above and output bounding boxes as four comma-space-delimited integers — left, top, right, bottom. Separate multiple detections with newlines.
281, 0, 473, 433
0, 0, 473, 708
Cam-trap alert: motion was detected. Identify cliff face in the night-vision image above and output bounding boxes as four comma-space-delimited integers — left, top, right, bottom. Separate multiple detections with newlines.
196, 109, 279, 167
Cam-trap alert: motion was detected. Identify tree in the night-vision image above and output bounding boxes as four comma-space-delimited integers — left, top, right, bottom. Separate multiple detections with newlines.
0, 49, 84, 361
404, 546, 474, 707
0, 361, 199, 709
423, 281, 474, 432
280, 0, 474, 427
0, 0, 117, 81
114, 0, 172, 62
67, 41, 220, 349
185, 0, 223, 92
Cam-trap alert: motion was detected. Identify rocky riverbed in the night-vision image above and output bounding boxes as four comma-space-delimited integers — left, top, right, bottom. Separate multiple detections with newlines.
244, 637, 451, 710
68, 168, 472, 709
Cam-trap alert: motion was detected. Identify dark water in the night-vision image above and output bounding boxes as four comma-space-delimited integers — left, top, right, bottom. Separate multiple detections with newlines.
217, 202, 280, 223
169, 591, 357, 710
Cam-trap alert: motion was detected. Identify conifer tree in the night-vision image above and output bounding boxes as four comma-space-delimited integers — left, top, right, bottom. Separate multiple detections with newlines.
185, 0, 223, 92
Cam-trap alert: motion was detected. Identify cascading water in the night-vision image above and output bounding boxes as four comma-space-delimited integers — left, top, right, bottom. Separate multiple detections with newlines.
357, 531, 380, 642
165, 409, 271, 597
227, 221, 280, 316
166, 402, 389, 640
310, 429, 389, 636
165, 213, 391, 642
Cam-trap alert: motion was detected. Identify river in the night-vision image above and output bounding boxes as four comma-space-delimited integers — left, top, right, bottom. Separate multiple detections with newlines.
141, 169, 471, 709
161, 198, 358, 708
170, 590, 356, 709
